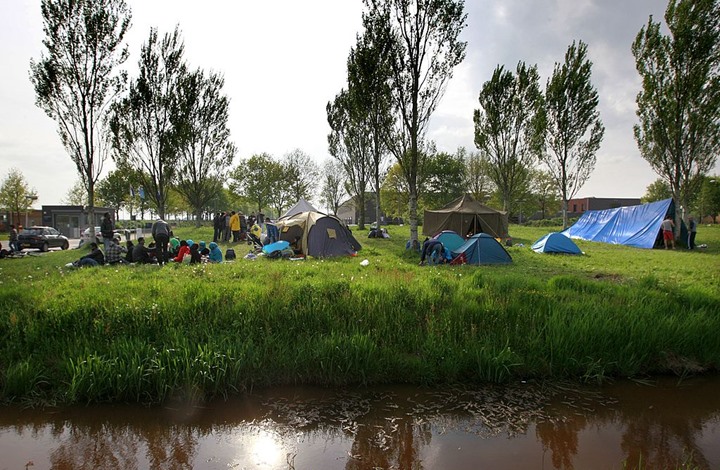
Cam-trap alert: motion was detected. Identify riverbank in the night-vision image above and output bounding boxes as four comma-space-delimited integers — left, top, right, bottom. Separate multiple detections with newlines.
1, 224, 718, 405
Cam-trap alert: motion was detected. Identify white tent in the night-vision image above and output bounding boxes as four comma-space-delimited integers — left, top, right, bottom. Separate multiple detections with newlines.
283, 198, 320, 218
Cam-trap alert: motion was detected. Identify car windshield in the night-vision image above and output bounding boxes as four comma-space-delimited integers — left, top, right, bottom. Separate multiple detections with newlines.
21, 228, 44, 235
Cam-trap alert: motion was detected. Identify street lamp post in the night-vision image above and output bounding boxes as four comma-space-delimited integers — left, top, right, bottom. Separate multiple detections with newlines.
24, 194, 38, 227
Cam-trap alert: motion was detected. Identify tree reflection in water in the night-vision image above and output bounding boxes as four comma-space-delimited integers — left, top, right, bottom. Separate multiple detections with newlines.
1, 378, 718, 469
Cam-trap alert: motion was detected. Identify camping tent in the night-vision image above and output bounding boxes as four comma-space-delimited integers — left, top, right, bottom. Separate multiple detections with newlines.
275, 211, 361, 257
423, 194, 509, 239
532, 232, 582, 254
432, 230, 466, 252
562, 198, 686, 249
450, 233, 512, 265
283, 198, 320, 218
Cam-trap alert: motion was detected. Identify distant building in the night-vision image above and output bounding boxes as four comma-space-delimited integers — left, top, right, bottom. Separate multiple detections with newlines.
41, 205, 116, 238
566, 197, 641, 216
337, 194, 387, 226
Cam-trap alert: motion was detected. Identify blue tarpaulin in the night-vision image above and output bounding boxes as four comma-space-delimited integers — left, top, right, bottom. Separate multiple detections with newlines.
562, 198, 673, 249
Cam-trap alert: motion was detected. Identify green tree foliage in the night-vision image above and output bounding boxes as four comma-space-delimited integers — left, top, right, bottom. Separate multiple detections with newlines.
365, 0, 467, 242
540, 40, 605, 229
320, 159, 346, 215
530, 169, 561, 220
380, 162, 408, 219
474, 62, 544, 212
463, 148, 494, 202
422, 150, 466, 210
632, 0, 720, 234
693, 175, 720, 221
282, 149, 319, 203
62, 179, 88, 206
110, 26, 186, 219
348, 8, 395, 227
229, 154, 275, 214
173, 68, 236, 226
30, 0, 130, 237
641, 178, 672, 203
96, 168, 135, 218
0, 169, 35, 225
327, 89, 373, 229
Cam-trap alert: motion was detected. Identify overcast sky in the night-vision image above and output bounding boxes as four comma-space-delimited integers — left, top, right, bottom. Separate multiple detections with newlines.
2, 0, 715, 208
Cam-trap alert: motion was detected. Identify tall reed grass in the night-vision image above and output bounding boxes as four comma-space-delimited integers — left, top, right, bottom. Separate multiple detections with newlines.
1, 224, 718, 404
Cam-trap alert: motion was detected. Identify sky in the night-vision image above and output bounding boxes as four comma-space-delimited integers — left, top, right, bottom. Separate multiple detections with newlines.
2, 0, 716, 208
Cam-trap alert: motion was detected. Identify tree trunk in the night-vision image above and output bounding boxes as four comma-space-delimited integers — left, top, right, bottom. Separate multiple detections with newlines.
562, 198, 568, 230
357, 194, 366, 230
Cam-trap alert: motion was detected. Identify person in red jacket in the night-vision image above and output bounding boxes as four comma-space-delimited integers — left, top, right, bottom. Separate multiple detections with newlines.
172, 240, 191, 262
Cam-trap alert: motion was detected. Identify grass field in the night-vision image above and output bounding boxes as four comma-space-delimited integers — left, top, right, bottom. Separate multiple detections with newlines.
0, 223, 718, 405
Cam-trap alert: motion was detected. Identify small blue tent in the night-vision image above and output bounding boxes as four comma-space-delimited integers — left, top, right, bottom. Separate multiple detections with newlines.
532, 232, 582, 254
451, 233, 512, 265
432, 230, 466, 252
562, 198, 684, 249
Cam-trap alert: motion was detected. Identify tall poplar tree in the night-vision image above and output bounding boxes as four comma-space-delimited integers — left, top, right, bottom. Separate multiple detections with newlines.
173, 68, 236, 226
474, 62, 544, 212
633, 0, 720, 235
110, 26, 186, 219
30, 0, 130, 235
540, 40, 605, 229
365, 0, 467, 242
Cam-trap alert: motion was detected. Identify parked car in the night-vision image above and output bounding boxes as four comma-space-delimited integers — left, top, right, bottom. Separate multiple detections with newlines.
18, 226, 70, 252
81, 226, 131, 242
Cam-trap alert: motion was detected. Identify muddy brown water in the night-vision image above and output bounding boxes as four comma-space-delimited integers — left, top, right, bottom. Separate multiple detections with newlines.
1, 377, 719, 469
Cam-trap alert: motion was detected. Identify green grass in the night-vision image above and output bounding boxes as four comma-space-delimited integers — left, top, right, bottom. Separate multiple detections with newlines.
0, 223, 718, 405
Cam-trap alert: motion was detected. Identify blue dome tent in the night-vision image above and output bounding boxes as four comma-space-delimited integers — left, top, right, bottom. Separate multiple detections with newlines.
450, 233, 512, 265
532, 232, 582, 254
432, 230, 466, 252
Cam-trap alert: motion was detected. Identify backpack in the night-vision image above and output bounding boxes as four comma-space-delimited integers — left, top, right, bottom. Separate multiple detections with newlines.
225, 248, 236, 260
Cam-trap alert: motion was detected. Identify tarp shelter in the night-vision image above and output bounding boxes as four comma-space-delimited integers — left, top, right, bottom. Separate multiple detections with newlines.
532, 232, 582, 254
275, 211, 361, 257
432, 230, 466, 252
283, 198, 320, 218
423, 194, 509, 239
450, 233, 512, 265
562, 198, 686, 249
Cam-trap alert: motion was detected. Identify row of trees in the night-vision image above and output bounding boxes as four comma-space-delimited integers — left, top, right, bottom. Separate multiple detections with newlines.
30, 0, 236, 234
22, 0, 720, 241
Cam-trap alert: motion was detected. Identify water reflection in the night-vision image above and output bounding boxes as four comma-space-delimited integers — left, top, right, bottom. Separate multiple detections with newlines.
1, 377, 719, 469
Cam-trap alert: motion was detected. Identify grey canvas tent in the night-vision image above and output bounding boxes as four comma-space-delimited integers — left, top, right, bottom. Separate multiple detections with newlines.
283, 198, 320, 218
275, 211, 361, 257
422, 194, 509, 239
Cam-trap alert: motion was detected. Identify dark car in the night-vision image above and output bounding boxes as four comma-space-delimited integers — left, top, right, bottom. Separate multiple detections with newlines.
18, 226, 70, 252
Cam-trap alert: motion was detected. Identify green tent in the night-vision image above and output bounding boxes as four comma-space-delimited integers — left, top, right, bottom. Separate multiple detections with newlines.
422, 194, 509, 239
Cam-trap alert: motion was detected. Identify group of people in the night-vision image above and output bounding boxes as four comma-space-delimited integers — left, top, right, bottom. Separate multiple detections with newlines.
212, 211, 271, 245
69, 217, 226, 268
660, 215, 698, 250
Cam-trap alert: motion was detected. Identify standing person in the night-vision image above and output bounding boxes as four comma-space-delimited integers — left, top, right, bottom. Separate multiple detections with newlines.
8, 224, 19, 253
661, 216, 675, 250
687, 216, 697, 250
230, 211, 241, 242
223, 211, 231, 242
100, 212, 114, 253
213, 212, 222, 243
151, 218, 171, 264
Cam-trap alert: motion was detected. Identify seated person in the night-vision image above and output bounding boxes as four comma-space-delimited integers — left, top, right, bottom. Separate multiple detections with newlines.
172, 240, 190, 263
290, 236, 303, 255
208, 242, 223, 263
125, 240, 135, 263
188, 243, 202, 264
132, 237, 153, 264
74, 242, 105, 267
105, 235, 128, 264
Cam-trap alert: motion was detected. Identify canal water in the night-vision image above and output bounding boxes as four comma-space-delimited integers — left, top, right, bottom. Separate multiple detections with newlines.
1, 376, 719, 469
